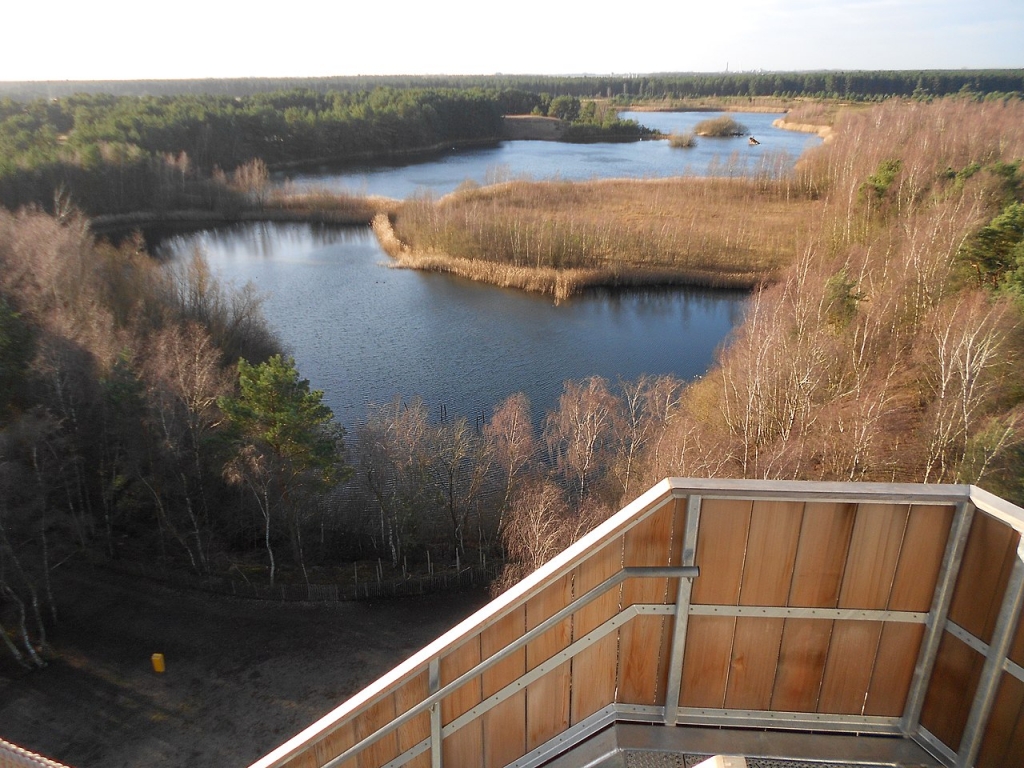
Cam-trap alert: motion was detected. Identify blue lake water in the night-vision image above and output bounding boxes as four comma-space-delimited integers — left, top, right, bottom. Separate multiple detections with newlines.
278, 111, 819, 199
160, 113, 816, 425
156, 224, 746, 427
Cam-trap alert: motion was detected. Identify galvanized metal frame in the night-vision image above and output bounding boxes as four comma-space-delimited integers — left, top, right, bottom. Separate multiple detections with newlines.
944, 620, 1024, 686
506, 705, 619, 768
688, 604, 927, 622
442, 604, 674, 738
428, 658, 441, 768
946, 620, 990, 656
918, 726, 958, 767
673, 707, 903, 734
319, 567, 695, 768
663, 494, 701, 726
903, 501, 977, 741
956, 547, 1024, 767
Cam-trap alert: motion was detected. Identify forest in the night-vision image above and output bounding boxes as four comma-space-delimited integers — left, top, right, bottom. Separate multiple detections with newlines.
0, 87, 648, 216
1, 81, 1024, 669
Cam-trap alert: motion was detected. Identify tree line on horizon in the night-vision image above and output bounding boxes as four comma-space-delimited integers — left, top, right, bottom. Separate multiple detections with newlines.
1, 69, 1021, 103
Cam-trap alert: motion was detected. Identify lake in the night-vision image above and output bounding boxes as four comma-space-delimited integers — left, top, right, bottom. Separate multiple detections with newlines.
277, 111, 820, 199
158, 113, 815, 426
155, 223, 746, 427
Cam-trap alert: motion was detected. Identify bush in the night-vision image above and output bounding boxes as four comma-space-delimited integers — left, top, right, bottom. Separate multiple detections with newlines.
694, 115, 747, 137
669, 132, 696, 148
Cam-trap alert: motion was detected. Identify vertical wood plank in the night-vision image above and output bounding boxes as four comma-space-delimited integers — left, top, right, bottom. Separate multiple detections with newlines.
621, 501, 677, 607
770, 619, 833, 712
787, 502, 857, 608
770, 503, 855, 713
356, 695, 399, 768
864, 623, 926, 716
737, 500, 804, 606
281, 752, 319, 768
481, 606, 526, 768
619, 500, 679, 705
724, 617, 786, 710
1008, 599, 1024, 667
312, 718, 357, 768
996, 690, 1024, 768
949, 513, 1021, 644
691, 498, 752, 605
817, 621, 883, 714
525, 574, 572, 751
838, 503, 910, 610
394, 671, 431, 768
679, 615, 735, 708
723, 501, 801, 711
977, 673, 1024, 768
920, 632, 986, 754
440, 637, 483, 767
570, 537, 623, 724
888, 504, 956, 611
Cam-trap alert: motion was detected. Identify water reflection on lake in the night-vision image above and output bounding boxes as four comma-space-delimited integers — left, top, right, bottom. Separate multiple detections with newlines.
155, 224, 747, 426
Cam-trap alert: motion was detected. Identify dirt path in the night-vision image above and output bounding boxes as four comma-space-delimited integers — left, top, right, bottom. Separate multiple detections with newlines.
0, 564, 489, 768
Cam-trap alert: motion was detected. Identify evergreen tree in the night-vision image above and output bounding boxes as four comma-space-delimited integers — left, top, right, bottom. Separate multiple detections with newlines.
219, 355, 349, 584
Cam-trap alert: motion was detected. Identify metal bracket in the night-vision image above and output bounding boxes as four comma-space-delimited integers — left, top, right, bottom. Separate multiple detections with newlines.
956, 549, 1024, 767
663, 495, 702, 726
903, 500, 976, 737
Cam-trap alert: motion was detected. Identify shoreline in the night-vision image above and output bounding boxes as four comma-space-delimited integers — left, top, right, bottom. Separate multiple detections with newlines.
87, 203, 393, 237
772, 117, 835, 142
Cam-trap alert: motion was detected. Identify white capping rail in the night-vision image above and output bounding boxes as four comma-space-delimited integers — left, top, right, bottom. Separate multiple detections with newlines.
0, 739, 74, 768
248, 479, 1024, 768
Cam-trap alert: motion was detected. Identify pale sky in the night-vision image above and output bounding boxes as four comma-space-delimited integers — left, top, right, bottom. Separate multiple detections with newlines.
1, 0, 1021, 82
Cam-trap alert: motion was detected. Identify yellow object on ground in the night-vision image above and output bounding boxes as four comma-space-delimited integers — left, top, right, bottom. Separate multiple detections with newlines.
151, 653, 165, 673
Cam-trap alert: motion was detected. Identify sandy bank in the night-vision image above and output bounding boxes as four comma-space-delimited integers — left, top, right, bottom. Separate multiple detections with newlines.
772, 118, 834, 143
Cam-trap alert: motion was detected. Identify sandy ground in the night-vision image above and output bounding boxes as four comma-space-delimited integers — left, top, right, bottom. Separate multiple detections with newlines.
0, 564, 489, 768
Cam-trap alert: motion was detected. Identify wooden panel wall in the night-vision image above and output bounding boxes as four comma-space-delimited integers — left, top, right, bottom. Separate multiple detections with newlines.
439, 636, 482, 766
480, 607, 526, 768
570, 536, 623, 724
922, 511, 1021, 754
978, 600, 1024, 767
679, 500, 955, 719
617, 499, 685, 706
680, 498, 751, 708
524, 574, 572, 751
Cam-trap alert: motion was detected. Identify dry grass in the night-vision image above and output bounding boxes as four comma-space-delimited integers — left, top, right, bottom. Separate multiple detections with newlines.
268, 187, 396, 220
383, 171, 821, 299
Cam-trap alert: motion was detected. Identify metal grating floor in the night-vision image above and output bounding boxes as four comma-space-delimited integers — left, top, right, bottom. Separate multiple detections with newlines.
624, 755, 887, 768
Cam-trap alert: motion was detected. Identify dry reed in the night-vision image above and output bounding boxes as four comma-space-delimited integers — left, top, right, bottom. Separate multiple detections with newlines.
384, 172, 820, 299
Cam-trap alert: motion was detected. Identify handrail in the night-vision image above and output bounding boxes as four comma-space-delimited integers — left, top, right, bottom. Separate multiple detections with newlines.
323, 566, 698, 768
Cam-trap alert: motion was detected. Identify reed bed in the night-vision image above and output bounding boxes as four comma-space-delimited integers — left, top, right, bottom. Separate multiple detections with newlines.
269, 186, 396, 220
383, 170, 821, 298
694, 115, 747, 136
668, 132, 697, 148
